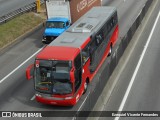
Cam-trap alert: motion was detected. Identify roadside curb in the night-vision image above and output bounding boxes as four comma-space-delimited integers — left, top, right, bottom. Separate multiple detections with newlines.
0, 22, 44, 53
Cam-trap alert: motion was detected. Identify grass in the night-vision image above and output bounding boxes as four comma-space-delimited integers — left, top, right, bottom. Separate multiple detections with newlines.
0, 12, 45, 48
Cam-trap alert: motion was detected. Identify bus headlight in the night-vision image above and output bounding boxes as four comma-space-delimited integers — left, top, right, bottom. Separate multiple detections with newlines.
36, 94, 42, 97
65, 96, 73, 100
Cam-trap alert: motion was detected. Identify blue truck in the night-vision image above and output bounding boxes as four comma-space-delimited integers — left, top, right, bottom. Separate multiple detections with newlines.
42, 0, 71, 44
42, 17, 70, 44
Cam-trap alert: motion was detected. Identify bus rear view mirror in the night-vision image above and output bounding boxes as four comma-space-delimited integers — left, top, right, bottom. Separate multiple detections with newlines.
26, 64, 34, 80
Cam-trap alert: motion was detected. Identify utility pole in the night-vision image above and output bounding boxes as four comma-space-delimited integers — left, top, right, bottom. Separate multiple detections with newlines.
36, 0, 41, 13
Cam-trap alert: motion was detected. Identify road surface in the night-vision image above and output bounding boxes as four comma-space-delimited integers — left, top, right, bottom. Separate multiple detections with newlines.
0, 0, 150, 120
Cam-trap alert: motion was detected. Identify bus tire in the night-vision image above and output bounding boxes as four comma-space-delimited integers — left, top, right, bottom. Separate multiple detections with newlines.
83, 79, 89, 94
108, 45, 112, 56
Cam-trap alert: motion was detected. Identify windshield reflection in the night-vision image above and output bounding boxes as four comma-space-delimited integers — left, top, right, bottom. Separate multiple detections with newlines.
46, 21, 65, 28
35, 60, 72, 95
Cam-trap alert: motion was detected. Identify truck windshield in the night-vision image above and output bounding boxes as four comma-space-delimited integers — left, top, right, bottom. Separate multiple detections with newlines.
34, 60, 72, 95
46, 21, 65, 28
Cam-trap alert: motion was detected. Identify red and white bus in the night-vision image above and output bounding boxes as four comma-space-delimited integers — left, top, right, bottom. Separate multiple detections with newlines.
26, 6, 119, 106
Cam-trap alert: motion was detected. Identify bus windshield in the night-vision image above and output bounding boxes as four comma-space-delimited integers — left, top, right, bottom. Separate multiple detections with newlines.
46, 21, 65, 28
34, 60, 72, 95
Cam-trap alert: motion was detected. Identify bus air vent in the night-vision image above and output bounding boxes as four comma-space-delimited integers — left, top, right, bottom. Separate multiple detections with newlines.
61, 37, 76, 43
71, 18, 99, 33
85, 24, 93, 30
76, 23, 86, 28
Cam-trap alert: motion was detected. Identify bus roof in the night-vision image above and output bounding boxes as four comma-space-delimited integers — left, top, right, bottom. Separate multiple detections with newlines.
49, 6, 116, 48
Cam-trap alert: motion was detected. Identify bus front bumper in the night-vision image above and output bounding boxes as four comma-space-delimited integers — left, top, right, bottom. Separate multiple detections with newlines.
35, 93, 76, 106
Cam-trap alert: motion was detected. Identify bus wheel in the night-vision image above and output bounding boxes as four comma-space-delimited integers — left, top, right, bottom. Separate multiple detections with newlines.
83, 80, 88, 94
108, 45, 112, 56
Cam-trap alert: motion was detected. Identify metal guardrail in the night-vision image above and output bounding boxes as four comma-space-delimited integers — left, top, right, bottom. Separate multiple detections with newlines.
0, 0, 44, 25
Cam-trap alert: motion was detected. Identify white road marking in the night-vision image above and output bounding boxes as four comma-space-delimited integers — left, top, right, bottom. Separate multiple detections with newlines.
30, 95, 35, 101
0, 48, 43, 84
78, 92, 90, 112
114, 11, 160, 120
72, 92, 90, 120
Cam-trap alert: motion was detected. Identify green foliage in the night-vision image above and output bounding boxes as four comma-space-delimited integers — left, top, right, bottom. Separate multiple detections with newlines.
0, 12, 44, 48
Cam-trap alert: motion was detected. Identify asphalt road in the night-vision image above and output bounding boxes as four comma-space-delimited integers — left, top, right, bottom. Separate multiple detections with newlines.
120, 13, 160, 120
0, 0, 149, 120
98, 0, 160, 120
0, 0, 35, 16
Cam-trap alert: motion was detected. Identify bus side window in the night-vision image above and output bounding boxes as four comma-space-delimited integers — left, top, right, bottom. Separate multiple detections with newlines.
103, 23, 108, 39
112, 16, 116, 25
89, 39, 97, 65
96, 35, 101, 45
74, 54, 82, 92
113, 12, 118, 25
74, 54, 81, 70
90, 40, 96, 51
95, 29, 104, 45
110, 12, 117, 29
82, 46, 90, 64
108, 22, 111, 32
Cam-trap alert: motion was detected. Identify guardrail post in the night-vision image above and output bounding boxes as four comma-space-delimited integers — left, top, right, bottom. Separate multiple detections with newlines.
36, 0, 41, 13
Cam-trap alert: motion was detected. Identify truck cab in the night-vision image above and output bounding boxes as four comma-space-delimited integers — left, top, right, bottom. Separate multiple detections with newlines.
42, 17, 70, 44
